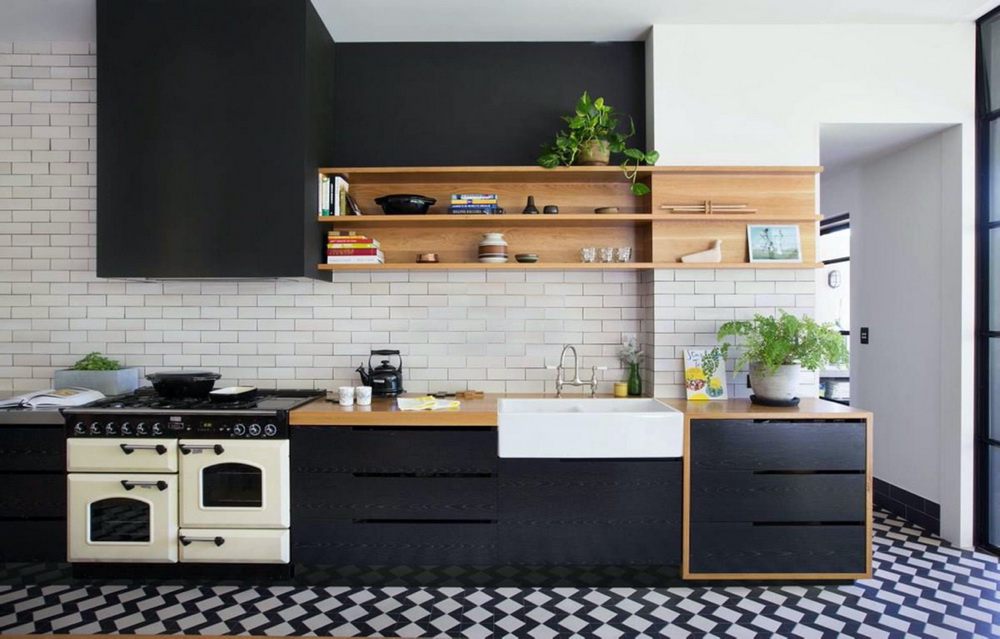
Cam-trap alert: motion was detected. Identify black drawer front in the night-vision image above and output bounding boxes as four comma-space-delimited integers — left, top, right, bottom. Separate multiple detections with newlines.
499, 459, 682, 522
0, 426, 66, 471
0, 474, 67, 518
690, 420, 866, 471
690, 472, 866, 523
292, 522, 496, 565
499, 522, 680, 566
0, 520, 66, 562
292, 474, 497, 521
689, 522, 867, 574
292, 426, 497, 473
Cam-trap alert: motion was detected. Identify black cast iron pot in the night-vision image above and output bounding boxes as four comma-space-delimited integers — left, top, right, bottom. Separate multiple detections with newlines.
374, 194, 436, 215
146, 370, 222, 398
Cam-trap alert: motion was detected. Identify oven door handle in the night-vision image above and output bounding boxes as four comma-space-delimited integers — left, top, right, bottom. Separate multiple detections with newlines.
120, 479, 168, 491
180, 535, 226, 547
179, 443, 225, 455
119, 443, 167, 455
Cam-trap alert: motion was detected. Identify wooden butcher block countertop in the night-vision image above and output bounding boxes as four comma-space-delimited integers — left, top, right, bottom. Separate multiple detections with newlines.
289, 395, 870, 427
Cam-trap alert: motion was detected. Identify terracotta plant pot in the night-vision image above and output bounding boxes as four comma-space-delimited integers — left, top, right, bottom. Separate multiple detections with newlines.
576, 139, 611, 166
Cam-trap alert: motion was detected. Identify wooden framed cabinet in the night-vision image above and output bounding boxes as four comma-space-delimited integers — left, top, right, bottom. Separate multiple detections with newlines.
316, 165, 822, 272
684, 415, 872, 580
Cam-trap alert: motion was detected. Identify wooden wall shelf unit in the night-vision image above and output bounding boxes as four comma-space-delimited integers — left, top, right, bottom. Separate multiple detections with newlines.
317, 165, 822, 272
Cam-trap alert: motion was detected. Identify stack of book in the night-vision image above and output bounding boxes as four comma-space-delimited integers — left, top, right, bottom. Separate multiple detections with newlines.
448, 193, 500, 214
326, 232, 383, 264
319, 175, 350, 216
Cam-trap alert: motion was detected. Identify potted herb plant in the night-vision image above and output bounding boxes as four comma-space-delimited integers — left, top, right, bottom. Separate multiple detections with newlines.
716, 311, 848, 404
537, 91, 660, 196
53, 352, 141, 396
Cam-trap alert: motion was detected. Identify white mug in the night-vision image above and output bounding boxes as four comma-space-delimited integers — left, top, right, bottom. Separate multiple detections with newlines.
355, 385, 373, 406
338, 386, 355, 406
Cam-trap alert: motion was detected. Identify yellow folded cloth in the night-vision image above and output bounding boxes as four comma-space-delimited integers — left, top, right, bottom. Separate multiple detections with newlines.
396, 396, 461, 411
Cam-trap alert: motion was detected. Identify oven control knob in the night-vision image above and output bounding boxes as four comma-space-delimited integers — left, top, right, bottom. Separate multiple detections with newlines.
152, 423, 163, 436
89, 422, 101, 436
233, 423, 246, 437
73, 422, 85, 435
105, 422, 117, 436
264, 423, 277, 437
136, 422, 148, 436
120, 422, 132, 436
248, 423, 262, 437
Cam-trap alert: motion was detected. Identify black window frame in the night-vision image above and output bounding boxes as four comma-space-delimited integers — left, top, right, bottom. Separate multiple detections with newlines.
976, 5, 1000, 555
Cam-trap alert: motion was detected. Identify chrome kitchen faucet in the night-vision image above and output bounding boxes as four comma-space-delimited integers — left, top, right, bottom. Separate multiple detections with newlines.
548, 344, 607, 397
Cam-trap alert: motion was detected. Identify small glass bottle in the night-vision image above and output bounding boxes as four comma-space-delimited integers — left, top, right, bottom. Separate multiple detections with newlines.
627, 362, 642, 396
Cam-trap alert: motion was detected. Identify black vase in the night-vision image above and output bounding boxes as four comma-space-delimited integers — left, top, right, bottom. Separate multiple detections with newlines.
522, 195, 539, 215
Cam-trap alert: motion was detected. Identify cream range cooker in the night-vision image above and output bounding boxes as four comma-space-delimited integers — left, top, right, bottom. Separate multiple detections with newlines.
63, 390, 319, 567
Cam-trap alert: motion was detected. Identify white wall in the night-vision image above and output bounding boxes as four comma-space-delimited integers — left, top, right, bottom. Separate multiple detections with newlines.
649, 24, 976, 545
0, 42, 815, 401
853, 132, 947, 502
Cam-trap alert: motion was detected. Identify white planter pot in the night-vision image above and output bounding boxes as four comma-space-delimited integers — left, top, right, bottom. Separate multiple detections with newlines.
749, 362, 801, 401
54, 367, 141, 396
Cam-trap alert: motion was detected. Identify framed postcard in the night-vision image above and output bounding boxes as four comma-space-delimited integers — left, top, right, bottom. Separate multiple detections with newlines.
683, 348, 728, 400
747, 224, 801, 263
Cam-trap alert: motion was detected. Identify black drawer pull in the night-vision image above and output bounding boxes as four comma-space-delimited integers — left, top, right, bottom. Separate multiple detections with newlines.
120, 479, 168, 491
179, 443, 224, 455
752, 470, 865, 475
751, 521, 865, 527
119, 443, 167, 455
352, 518, 496, 525
180, 535, 225, 547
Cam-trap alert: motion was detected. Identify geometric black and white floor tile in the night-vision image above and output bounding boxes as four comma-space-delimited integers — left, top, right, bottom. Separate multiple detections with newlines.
1, 510, 998, 638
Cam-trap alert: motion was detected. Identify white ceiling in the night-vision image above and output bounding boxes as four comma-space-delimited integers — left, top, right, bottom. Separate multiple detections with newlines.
819, 124, 954, 173
0, 0, 996, 43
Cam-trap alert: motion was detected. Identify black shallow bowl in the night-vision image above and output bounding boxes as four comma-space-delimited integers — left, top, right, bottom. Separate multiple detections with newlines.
146, 370, 221, 398
374, 194, 436, 215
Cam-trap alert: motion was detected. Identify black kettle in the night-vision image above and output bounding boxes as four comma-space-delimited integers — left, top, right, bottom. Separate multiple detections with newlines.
356, 349, 404, 397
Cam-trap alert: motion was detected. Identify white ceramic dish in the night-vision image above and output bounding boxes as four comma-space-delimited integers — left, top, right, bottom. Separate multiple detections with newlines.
478, 256, 508, 263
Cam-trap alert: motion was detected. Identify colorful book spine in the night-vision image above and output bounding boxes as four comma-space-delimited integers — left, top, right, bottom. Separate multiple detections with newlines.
326, 248, 381, 256
319, 175, 331, 216
333, 176, 349, 216
327, 234, 376, 243
448, 204, 499, 214
326, 255, 385, 264
451, 193, 498, 201
325, 242, 379, 249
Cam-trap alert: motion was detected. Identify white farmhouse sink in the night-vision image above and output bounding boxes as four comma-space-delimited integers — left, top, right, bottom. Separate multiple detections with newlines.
497, 398, 684, 458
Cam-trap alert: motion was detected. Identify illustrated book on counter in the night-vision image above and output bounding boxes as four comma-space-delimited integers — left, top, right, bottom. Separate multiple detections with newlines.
0, 387, 106, 409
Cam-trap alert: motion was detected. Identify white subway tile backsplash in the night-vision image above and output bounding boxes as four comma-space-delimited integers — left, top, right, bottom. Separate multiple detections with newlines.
0, 46, 821, 395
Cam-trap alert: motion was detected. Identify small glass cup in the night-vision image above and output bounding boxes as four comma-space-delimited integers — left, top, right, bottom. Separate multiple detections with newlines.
599, 247, 614, 263
580, 247, 596, 263
616, 246, 632, 262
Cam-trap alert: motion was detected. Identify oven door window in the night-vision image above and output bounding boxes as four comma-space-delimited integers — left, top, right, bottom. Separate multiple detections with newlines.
201, 463, 263, 508
89, 497, 150, 542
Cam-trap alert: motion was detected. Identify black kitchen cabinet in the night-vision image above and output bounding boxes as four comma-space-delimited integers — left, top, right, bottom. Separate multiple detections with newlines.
0, 426, 67, 561
686, 418, 871, 578
498, 459, 683, 565
96, 0, 334, 278
291, 426, 498, 565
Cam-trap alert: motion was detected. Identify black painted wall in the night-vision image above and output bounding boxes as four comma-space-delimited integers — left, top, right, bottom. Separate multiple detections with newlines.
331, 42, 646, 167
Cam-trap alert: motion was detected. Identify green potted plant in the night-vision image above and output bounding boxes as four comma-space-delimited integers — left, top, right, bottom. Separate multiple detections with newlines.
53, 352, 141, 396
716, 310, 848, 404
537, 91, 659, 196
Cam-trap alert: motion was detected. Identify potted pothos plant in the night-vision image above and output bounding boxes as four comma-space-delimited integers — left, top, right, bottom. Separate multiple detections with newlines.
537, 91, 659, 196
716, 311, 848, 404
54, 352, 141, 396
